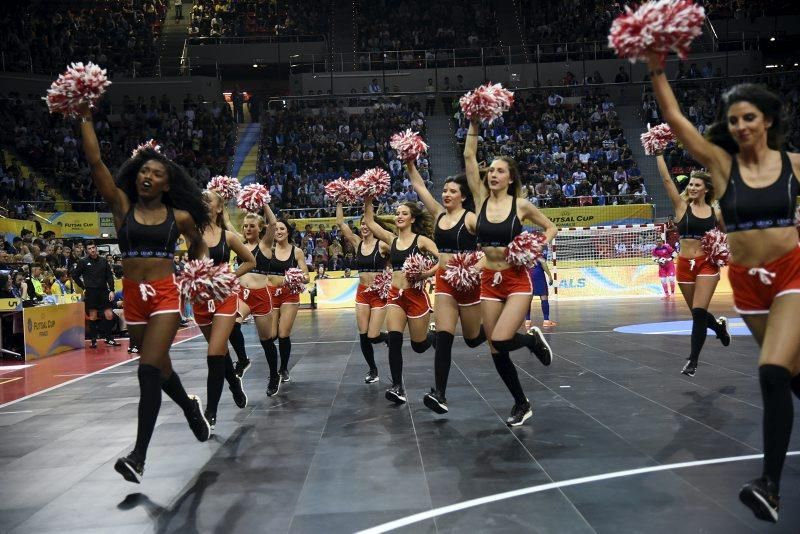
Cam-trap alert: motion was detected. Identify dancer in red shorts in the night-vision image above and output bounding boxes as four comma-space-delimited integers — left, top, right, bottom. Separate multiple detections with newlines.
648, 50, 800, 522
406, 159, 486, 414
656, 153, 730, 377
336, 202, 390, 384
78, 103, 212, 483
465, 117, 557, 427
363, 195, 438, 405
195, 190, 256, 430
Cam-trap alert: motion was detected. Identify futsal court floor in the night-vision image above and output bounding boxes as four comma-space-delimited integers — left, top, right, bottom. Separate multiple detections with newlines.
1, 295, 798, 533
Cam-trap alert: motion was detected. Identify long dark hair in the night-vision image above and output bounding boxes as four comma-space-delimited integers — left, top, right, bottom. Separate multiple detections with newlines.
485, 156, 522, 197
402, 202, 434, 238
276, 217, 296, 240
116, 149, 210, 231
443, 173, 475, 212
706, 83, 784, 154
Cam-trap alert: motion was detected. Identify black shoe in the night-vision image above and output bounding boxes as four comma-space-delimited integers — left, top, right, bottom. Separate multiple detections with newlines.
423, 389, 448, 414
229, 375, 248, 409
179, 319, 189, 327
90, 339, 97, 349
279, 369, 291, 383
114, 452, 144, 484
127, 345, 139, 354
681, 359, 697, 377
185, 395, 210, 442
364, 369, 379, 384
234, 358, 251, 378
739, 477, 779, 523
266, 376, 280, 397
105, 338, 120, 347
506, 401, 532, 427
385, 385, 407, 404
527, 327, 553, 366
204, 409, 217, 432
717, 316, 731, 347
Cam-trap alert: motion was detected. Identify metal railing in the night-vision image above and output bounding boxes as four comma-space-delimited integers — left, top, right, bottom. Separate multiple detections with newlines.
186, 34, 326, 45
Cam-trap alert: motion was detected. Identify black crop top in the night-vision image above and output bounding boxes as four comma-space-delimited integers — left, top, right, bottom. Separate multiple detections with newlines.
719, 151, 798, 233
389, 235, 420, 267
118, 206, 180, 259
476, 199, 523, 247
208, 231, 231, 266
434, 211, 477, 253
355, 240, 385, 272
238, 245, 270, 275
677, 205, 717, 240
267, 245, 298, 275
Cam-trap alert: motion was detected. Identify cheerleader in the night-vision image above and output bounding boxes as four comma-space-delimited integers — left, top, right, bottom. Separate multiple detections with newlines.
363, 196, 438, 404
655, 153, 730, 377
464, 118, 557, 426
651, 237, 676, 299
336, 203, 390, 384
647, 51, 800, 523
406, 160, 485, 414
195, 190, 256, 430
78, 104, 212, 483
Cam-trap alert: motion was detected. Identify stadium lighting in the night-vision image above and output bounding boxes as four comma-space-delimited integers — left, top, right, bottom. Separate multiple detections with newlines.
769, 36, 776, 41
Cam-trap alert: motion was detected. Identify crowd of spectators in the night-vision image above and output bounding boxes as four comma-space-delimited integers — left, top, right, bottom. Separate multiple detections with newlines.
188, 0, 328, 39
1, 0, 166, 78
518, 0, 621, 49
0, 92, 236, 216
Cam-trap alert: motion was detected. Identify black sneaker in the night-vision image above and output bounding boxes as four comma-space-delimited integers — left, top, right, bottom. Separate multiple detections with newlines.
204, 409, 217, 432
682, 359, 697, 377
127, 345, 139, 354
423, 389, 448, 414
266, 376, 280, 397
234, 358, 251, 378
90, 339, 97, 349
279, 369, 291, 383
185, 395, 210, 442
385, 385, 407, 404
717, 317, 731, 347
527, 327, 553, 366
739, 477, 779, 523
105, 338, 120, 347
364, 369, 379, 384
229, 375, 248, 409
114, 452, 144, 484
506, 401, 532, 427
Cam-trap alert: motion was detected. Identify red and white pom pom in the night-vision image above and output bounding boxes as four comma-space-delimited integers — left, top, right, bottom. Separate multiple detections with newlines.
701, 228, 730, 267
131, 139, 162, 158
275, 267, 306, 296
505, 231, 548, 268
178, 259, 241, 304
324, 178, 357, 204
608, 0, 706, 63
389, 129, 429, 162
402, 253, 437, 289
459, 83, 514, 124
442, 251, 484, 292
640, 123, 675, 155
350, 168, 391, 199
45, 62, 111, 117
364, 267, 393, 300
236, 184, 271, 212
206, 175, 242, 201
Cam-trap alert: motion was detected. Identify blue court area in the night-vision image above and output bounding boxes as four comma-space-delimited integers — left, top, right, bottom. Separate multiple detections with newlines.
615, 318, 750, 336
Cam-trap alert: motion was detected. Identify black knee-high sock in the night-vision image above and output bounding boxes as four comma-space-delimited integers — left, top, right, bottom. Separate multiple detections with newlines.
704, 310, 723, 337
387, 331, 404, 386
369, 332, 388, 344
206, 356, 226, 416
229, 322, 248, 362
411, 334, 434, 353
278, 337, 291, 372
791, 374, 800, 400
492, 352, 527, 405
434, 331, 454, 395
103, 317, 115, 340
359, 333, 377, 370
689, 308, 708, 362
759, 364, 793, 490
133, 364, 162, 460
492, 333, 535, 353
464, 325, 487, 348
223, 353, 237, 386
161, 371, 193, 413
88, 319, 98, 341
260, 338, 279, 378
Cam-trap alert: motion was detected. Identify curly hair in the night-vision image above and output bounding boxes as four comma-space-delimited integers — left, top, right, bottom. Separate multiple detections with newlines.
706, 83, 784, 154
116, 149, 210, 231
443, 173, 476, 212
401, 202, 434, 238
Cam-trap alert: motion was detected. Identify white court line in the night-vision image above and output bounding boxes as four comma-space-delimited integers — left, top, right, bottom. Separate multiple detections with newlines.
357, 451, 800, 534
0, 364, 34, 373
0, 410, 34, 415
0, 333, 203, 409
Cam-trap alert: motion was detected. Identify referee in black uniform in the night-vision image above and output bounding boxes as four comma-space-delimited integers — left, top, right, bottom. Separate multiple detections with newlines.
73, 241, 119, 348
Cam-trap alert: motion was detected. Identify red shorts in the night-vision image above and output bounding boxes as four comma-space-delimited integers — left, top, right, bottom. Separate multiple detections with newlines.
480, 266, 533, 301
239, 286, 273, 316
387, 286, 431, 319
434, 267, 481, 306
123, 275, 182, 325
676, 255, 719, 284
192, 293, 239, 326
355, 284, 388, 309
267, 284, 300, 308
658, 261, 676, 278
729, 245, 800, 314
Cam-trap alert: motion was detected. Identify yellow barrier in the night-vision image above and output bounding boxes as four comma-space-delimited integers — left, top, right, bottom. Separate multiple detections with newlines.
534, 204, 654, 228
37, 212, 100, 237
23, 302, 85, 360
0, 218, 61, 239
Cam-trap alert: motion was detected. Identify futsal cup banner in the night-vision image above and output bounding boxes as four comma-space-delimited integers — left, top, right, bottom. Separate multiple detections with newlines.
556, 265, 732, 298
533, 205, 654, 228
0, 218, 61, 241
37, 212, 100, 237
23, 302, 85, 360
